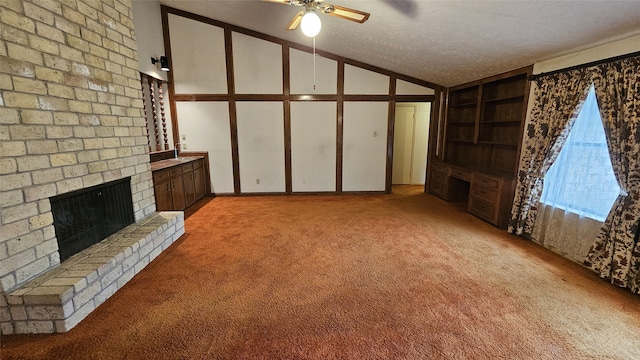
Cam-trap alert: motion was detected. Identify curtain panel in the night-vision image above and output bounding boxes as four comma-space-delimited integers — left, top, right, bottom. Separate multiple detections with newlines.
584, 57, 640, 294
531, 204, 603, 263
508, 73, 591, 236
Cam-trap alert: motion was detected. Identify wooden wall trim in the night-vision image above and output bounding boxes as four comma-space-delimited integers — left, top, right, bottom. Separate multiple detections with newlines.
173, 94, 230, 101
385, 76, 397, 194
172, 94, 435, 102
229, 101, 240, 195
336, 60, 345, 193
283, 44, 292, 194
394, 95, 436, 102
224, 27, 241, 195
161, 6, 179, 153
290, 95, 338, 101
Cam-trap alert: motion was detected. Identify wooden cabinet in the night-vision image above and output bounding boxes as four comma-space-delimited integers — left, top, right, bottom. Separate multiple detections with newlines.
429, 67, 531, 228
152, 157, 207, 211
444, 68, 530, 175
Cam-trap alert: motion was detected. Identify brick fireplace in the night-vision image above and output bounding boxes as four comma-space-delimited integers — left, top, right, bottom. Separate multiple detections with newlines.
0, 0, 184, 334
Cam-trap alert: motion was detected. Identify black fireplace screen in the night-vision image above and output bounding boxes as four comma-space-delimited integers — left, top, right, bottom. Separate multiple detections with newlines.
50, 178, 134, 262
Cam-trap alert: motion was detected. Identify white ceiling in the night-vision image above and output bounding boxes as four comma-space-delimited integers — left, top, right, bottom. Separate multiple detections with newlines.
158, 0, 640, 87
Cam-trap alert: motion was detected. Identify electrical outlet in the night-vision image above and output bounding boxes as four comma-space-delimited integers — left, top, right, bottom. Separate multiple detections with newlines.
181, 134, 186, 140
256, 178, 260, 185
182, 143, 187, 150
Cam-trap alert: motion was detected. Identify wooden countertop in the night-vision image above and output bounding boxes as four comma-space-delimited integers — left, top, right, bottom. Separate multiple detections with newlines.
436, 161, 515, 179
150, 157, 203, 172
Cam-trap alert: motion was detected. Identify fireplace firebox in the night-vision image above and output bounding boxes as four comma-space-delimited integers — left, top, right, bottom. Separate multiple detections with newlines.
50, 178, 135, 262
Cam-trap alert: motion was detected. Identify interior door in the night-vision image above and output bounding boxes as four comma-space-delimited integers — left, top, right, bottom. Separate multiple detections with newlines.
393, 106, 416, 184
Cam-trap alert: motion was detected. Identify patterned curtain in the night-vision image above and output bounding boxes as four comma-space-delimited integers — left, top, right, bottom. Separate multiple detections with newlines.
508, 73, 591, 236
584, 57, 640, 294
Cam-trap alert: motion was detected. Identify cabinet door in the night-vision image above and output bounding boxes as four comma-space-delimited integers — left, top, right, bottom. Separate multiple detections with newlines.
194, 166, 205, 200
154, 181, 173, 211
183, 171, 196, 207
171, 176, 186, 210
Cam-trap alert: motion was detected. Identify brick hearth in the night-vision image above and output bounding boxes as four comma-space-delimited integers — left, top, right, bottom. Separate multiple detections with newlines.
3, 212, 184, 334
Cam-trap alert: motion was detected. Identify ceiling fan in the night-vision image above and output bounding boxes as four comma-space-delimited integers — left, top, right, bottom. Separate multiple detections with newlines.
264, 0, 370, 37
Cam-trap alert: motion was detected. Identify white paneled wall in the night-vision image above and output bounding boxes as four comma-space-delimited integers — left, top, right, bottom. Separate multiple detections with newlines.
166, 10, 438, 194
396, 79, 435, 95
168, 14, 227, 94
290, 49, 337, 94
343, 102, 389, 191
233, 32, 283, 94
344, 64, 389, 94
291, 102, 337, 192
236, 102, 286, 193
175, 102, 234, 193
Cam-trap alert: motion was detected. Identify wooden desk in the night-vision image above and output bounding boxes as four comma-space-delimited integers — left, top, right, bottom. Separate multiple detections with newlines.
429, 162, 515, 229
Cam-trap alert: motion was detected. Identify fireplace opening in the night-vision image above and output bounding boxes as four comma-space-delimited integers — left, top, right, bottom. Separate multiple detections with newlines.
50, 178, 135, 262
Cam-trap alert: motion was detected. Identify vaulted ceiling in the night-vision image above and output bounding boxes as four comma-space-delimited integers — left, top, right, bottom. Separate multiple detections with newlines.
158, 0, 640, 87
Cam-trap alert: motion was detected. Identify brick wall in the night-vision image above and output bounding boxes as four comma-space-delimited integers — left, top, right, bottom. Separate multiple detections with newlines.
0, 0, 155, 300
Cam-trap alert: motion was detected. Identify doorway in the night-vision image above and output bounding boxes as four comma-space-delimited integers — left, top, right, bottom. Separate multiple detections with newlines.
392, 103, 431, 185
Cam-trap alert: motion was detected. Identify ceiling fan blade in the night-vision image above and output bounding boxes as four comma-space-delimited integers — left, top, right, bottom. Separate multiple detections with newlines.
326, 5, 370, 24
286, 10, 305, 30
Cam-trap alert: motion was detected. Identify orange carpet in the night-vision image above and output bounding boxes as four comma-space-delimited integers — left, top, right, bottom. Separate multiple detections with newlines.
1, 186, 639, 359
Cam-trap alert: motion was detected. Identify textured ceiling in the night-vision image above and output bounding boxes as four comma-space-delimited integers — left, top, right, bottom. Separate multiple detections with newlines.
158, 0, 640, 87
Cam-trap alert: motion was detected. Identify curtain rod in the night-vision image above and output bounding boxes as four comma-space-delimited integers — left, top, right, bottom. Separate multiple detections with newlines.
529, 50, 640, 81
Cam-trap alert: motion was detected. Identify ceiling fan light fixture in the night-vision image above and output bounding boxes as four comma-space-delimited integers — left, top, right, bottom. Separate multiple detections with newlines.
300, 11, 321, 37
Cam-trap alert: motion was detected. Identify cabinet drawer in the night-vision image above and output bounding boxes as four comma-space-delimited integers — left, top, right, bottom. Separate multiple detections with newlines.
193, 159, 203, 169
450, 167, 471, 181
468, 197, 496, 223
170, 167, 182, 177
432, 162, 448, 173
431, 168, 448, 183
472, 174, 499, 190
470, 184, 498, 203
153, 169, 170, 182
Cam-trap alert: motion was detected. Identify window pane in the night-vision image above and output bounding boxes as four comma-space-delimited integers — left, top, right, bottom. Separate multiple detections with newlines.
540, 86, 620, 221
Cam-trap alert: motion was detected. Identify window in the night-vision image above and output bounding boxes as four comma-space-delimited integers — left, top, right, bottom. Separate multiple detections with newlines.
540, 85, 620, 221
